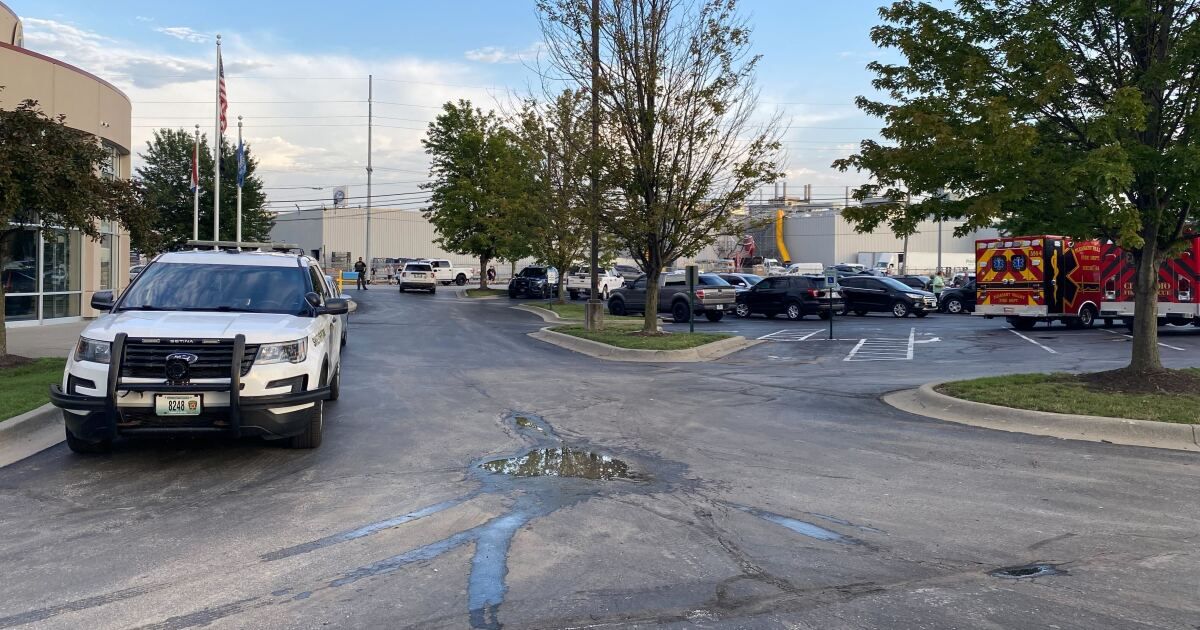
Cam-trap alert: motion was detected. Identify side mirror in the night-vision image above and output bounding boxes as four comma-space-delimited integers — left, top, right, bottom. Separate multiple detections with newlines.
91, 290, 115, 311
321, 298, 350, 315
305, 292, 322, 308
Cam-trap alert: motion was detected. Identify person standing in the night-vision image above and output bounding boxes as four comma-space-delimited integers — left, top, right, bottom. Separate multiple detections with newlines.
932, 270, 946, 297
354, 257, 368, 290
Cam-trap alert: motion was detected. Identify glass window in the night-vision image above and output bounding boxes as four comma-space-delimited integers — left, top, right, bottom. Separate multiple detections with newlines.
99, 143, 120, 180
697, 275, 730, 286
4, 295, 37, 322
519, 267, 547, 278
118, 263, 310, 315
42, 293, 80, 319
100, 234, 114, 291
309, 266, 330, 299
42, 229, 81, 293
1, 229, 38, 294
632, 276, 646, 289
879, 277, 918, 292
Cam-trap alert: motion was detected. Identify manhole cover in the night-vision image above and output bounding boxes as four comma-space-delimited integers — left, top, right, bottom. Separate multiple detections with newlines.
989, 563, 1064, 579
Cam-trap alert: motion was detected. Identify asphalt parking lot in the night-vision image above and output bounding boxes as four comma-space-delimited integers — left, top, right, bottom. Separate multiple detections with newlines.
1, 289, 1198, 629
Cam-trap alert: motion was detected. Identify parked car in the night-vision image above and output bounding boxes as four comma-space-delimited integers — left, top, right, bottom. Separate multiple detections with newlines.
938, 280, 976, 314
565, 266, 626, 301
398, 261, 437, 293
324, 274, 350, 346
424, 259, 476, 286
607, 272, 736, 322
733, 275, 843, 320
508, 266, 559, 298
48, 249, 348, 453
718, 273, 763, 293
893, 275, 932, 291
128, 264, 146, 282
613, 264, 642, 283
838, 275, 938, 318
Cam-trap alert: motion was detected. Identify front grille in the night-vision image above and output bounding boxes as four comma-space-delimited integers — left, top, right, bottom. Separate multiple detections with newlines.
121, 340, 259, 379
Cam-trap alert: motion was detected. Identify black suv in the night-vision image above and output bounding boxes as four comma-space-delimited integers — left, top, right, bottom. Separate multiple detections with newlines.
839, 275, 937, 318
508, 266, 559, 298
734, 275, 843, 320
938, 280, 976, 314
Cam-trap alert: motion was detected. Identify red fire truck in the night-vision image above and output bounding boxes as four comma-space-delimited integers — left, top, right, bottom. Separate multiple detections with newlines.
1099, 236, 1200, 328
975, 235, 1103, 330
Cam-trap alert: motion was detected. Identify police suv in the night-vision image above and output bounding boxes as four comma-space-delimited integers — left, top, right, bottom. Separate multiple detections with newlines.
49, 246, 349, 453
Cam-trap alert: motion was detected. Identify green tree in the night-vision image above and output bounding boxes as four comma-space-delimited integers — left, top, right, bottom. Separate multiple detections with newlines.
0, 98, 153, 356
136, 128, 273, 252
539, 0, 783, 333
516, 91, 618, 302
422, 100, 537, 289
835, 1, 1200, 375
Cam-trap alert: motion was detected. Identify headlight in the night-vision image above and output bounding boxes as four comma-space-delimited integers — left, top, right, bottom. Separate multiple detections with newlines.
75, 337, 112, 364
256, 338, 308, 365
906, 293, 923, 299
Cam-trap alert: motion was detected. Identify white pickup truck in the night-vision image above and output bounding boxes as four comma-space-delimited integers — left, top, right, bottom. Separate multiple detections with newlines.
565, 266, 626, 301
425, 259, 477, 286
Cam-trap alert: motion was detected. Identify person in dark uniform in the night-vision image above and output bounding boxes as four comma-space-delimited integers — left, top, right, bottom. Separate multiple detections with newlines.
354, 257, 368, 290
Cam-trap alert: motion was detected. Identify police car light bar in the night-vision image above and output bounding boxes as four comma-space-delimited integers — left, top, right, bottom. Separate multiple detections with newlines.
185, 240, 301, 252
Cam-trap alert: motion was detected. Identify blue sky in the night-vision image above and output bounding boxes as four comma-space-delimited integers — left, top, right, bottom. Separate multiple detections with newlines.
9, 0, 893, 207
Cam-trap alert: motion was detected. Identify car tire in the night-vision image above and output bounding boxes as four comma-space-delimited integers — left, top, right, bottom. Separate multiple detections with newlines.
734, 303, 751, 318
672, 301, 690, 323
327, 363, 341, 401
64, 426, 111, 454
914, 311, 929, 318
289, 400, 324, 449
892, 301, 910, 318
1010, 317, 1038, 331
945, 298, 964, 314
785, 302, 804, 321
341, 332, 347, 348
854, 309, 868, 317
601, 287, 610, 301
456, 274, 467, 286
508, 290, 517, 299
1078, 305, 1097, 329
430, 286, 436, 294
398, 287, 405, 293
818, 311, 831, 320
705, 311, 724, 322
608, 298, 626, 316
569, 290, 579, 301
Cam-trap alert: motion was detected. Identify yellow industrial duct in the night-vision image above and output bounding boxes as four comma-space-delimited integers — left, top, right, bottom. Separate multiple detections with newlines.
775, 209, 791, 263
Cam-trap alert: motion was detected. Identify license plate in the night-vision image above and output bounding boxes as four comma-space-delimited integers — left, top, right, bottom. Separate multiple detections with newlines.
714, 304, 724, 310
155, 394, 202, 416
412, 273, 425, 278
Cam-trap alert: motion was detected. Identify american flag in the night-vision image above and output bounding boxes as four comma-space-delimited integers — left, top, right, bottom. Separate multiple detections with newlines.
190, 138, 199, 192
218, 51, 228, 134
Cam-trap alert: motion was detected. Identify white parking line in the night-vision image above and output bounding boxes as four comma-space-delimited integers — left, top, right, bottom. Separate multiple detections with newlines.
757, 329, 821, 342
1099, 328, 1186, 351
1008, 329, 1058, 354
844, 329, 916, 362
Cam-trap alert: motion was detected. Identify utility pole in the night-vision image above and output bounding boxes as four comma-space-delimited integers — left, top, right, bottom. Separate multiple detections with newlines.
365, 74, 373, 283
901, 193, 910, 275
585, 0, 603, 331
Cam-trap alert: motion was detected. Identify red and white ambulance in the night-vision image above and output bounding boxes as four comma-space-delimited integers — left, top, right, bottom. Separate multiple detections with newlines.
1099, 236, 1200, 328
975, 235, 1103, 330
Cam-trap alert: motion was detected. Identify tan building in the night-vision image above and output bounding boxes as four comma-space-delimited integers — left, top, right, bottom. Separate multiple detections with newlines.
1, 1, 132, 326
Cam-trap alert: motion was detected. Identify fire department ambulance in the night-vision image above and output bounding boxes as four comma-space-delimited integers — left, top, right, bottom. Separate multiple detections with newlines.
1099, 236, 1200, 328
975, 235, 1102, 330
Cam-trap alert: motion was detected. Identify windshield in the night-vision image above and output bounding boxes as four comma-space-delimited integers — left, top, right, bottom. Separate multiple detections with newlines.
119, 263, 311, 315
519, 268, 547, 277
879, 277, 923, 292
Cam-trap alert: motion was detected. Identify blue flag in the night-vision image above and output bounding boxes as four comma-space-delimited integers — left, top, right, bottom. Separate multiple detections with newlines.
236, 140, 246, 188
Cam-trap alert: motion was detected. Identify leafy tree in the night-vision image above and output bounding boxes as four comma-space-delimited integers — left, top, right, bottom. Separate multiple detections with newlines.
835, 1, 1200, 375
515, 90, 619, 302
539, 0, 783, 333
422, 100, 537, 289
136, 128, 272, 251
0, 97, 153, 356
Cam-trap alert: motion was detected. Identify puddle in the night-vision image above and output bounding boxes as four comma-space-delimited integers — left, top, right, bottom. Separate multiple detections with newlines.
480, 447, 641, 481
989, 563, 1064, 579
513, 416, 543, 432
726, 503, 859, 545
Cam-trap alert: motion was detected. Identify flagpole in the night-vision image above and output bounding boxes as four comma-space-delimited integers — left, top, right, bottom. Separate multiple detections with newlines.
213, 34, 222, 249
236, 116, 243, 247
193, 124, 200, 244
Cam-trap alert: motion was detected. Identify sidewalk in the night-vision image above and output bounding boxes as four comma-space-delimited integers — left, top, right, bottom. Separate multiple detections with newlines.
5, 320, 89, 358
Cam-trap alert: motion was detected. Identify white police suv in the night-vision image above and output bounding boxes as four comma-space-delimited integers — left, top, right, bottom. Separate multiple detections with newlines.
49, 247, 349, 453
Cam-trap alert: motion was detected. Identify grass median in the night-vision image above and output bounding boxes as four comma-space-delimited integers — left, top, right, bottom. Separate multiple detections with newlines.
937, 369, 1200, 424
551, 322, 731, 351
464, 288, 509, 298
0, 357, 67, 422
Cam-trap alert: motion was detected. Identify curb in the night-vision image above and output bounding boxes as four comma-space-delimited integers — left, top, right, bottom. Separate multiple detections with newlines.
529, 326, 762, 363
883, 382, 1200, 453
0, 403, 64, 468
513, 304, 579, 324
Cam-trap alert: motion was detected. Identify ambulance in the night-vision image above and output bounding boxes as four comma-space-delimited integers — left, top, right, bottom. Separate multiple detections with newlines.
975, 236, 1102, 330
1099, 236, 1200, 328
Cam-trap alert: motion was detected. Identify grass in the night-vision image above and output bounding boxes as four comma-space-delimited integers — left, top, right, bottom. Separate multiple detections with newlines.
0, 358, 66, 422
552, 322, 731, 351
937, 370, 1200, 424
464, 288, 509, 298
531, 302, 640, 320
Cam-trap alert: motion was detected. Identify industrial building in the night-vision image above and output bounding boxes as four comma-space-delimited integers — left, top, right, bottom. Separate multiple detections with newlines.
1, 1, 133, 326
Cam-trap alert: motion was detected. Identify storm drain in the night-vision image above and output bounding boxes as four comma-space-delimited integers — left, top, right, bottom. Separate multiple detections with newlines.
989, 563, 1064, 579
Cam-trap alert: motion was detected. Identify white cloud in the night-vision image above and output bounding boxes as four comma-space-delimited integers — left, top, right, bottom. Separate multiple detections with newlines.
155, 26, 210, 44
135, 16, 154, 23
464, 42, 545, 64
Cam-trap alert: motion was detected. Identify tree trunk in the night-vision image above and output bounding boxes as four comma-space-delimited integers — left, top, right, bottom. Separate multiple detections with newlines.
643, 267, 661, 334
556, 275, 567, 305
479, 255, 490, 290
1128, 241, 1163, 373
0, 276, 7, 356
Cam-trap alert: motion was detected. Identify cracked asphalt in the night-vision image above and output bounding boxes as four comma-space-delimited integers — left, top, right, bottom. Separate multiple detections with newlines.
0, 289, 1198, 629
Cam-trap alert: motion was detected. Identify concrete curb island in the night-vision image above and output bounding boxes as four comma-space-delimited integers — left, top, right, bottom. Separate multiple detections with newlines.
0, 404, 64, 468
513, 304, 577, 323
884, 382, 1200, 453
529, 326, 761, 363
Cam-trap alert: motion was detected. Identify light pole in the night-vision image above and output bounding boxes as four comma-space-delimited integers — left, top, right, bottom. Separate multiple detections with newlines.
585, 0, 604, 331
